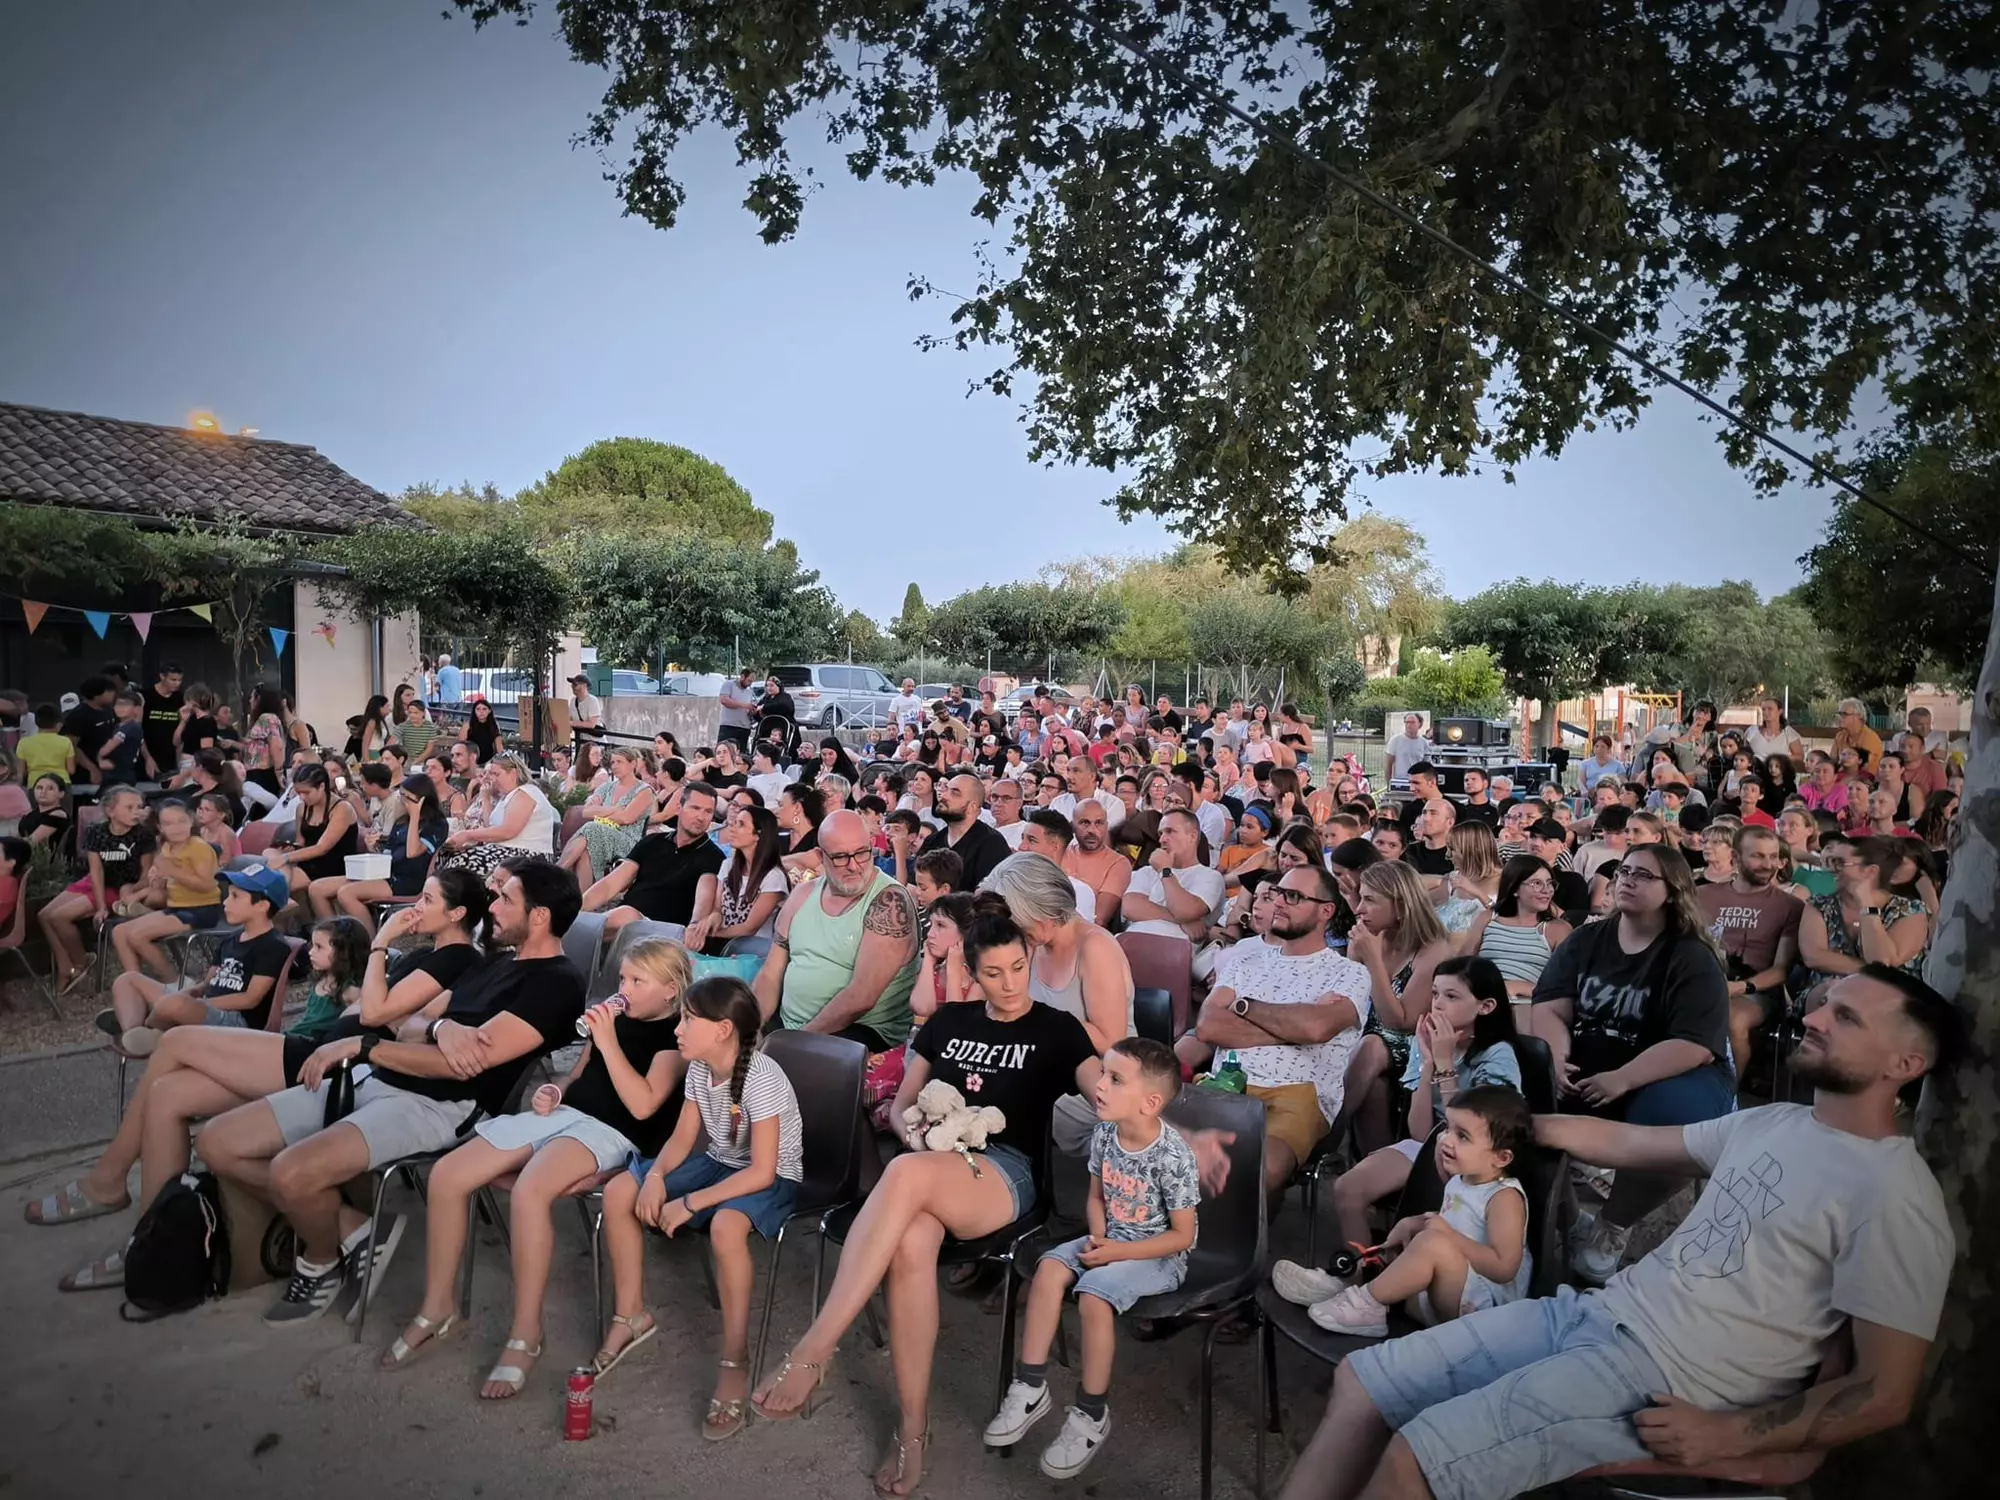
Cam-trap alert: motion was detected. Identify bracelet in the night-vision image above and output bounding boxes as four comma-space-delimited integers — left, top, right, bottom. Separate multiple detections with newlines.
1434, 1068, 1458, 1081
425, 1019, 444, 1044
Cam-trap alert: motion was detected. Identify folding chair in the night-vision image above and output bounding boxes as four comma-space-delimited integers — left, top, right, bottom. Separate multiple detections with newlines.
1116, 931, 1194, 1036
236, 822, 281, 858
561, 908, 609, 993
1132, 986, 1175, 1047
0, 943, 59, 1018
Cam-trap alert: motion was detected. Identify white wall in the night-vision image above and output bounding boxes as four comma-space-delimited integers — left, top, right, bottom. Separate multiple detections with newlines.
290, 580, 419, 746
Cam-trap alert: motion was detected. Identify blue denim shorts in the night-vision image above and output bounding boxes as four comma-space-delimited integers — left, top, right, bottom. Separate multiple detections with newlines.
1347, 1286, 1668, 1500
980, 1141, 1037, 1221
171, 904, 223, 929
1039, 1233, 1186, 1312
629, 1151, 800, 1239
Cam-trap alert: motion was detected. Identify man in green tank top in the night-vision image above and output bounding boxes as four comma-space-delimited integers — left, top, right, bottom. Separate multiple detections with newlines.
753, 810, 920, 1051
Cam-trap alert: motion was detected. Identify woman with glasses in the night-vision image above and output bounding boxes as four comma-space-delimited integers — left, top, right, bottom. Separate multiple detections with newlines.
1797, 835, 1929, 994
1528, 844, 1733, 1284
1467, 856, 1573, 998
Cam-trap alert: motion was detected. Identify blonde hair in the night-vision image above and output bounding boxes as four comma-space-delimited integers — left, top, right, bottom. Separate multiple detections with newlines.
619, 938, 693, 1009
1445, 821, 1500, 883
1358, 860, 1450, 951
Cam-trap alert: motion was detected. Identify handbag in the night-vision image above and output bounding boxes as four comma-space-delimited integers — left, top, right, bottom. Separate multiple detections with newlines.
691, 953, 764, 986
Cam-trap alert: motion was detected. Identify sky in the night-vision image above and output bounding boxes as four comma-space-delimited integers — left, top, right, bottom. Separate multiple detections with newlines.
1, 0, 1841, 621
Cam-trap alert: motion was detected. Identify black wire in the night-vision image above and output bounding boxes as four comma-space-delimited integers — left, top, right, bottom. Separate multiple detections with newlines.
1101, 24, 1983, 568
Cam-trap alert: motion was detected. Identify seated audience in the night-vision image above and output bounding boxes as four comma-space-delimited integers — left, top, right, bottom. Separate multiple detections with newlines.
684, 803, 786, 955
583, 780, 726, 933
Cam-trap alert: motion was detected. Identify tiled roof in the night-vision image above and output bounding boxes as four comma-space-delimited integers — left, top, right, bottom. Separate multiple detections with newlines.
0, 402, 418, 535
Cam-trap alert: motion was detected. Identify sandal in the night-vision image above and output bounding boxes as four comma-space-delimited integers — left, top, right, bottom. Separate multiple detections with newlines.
703, 1357, 748, 1441
872, 1427, 931, 1498
59, 1248, 126, 1292
380, 1310, 458, 1369
590, 1311, 658, 1377
478, 1337, 542, 1400
26, 1179, 131, 1225
750, 1350, 831, 1422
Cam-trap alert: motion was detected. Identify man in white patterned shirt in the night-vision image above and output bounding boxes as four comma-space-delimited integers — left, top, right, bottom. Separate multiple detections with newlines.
1195, 864, 1372, 1191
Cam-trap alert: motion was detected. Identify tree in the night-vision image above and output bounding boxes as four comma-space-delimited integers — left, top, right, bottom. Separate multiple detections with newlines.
891, 583, 931, 652
838, 609, 885, 662
925, 582, 1125, 671
454, 0, 1997, 577
1184, 585, 1342, 699
1307, 516, 1446, 671
1397, 646, 1509, 720
564, 533, 840, 673
396, 481, 511, 534
516, 437, 773, 547
144, 522, 298, 700
1649, 581, 1833, 708
1446, 580, 1689, 752
1798, 440, 1998, 696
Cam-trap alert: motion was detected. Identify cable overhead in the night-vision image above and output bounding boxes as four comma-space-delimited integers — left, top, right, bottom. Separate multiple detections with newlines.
1099, 23, 1981, 568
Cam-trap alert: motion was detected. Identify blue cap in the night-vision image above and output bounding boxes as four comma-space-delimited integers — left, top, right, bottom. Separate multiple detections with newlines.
220, 863, 291, 911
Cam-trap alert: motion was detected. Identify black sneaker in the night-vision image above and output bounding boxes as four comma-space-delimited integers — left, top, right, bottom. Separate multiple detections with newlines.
343, 1214, 407, 1325
94, 1008, 123, 1039
264, 1257, 346, 1325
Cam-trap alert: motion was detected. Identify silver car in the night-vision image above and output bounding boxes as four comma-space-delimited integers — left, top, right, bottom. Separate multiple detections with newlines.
767, 663, 899, 729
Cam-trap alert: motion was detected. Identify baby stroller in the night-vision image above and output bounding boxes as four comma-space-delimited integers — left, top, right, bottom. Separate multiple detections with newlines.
755, 711, 801, 763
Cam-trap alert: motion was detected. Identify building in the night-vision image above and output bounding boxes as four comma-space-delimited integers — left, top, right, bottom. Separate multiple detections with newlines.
0, 401, 422, 737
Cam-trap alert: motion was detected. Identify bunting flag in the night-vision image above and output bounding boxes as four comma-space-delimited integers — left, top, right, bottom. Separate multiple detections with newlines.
129, 611, 154, 642
83, 610, 112, 639
269, 627, 290, 656
188, 603, 212, 623
313, 620, 338, 649
22, 601, 47, 634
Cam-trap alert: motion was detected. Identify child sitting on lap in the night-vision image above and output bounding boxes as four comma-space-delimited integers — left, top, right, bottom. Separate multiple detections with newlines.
985, 1036, 1199, 1480
1309, 1084, 1533, 1336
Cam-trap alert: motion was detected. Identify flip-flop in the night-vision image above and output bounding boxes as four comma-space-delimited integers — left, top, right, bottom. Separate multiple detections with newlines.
26, 1180, 131, 1225
59, 1249, 126, 1292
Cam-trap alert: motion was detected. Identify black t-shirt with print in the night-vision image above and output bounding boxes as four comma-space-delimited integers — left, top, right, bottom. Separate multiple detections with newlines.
83, 819, 156, 891
61, 704, 117, 764
622, 831, 725, 923
20, 807, 71, 850
204, 929, 294, 1030
1532, 919, 1730, 1084
370, 955, 584, 1117
142, 686, 184, 771
562, 1012, 684, 1156
911, 1001, 1097, 1183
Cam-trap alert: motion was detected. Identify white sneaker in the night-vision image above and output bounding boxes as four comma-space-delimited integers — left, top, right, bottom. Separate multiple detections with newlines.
983, 1379, 1053, 1447
1571, 1217, 1631, 1286
1569, 1161, 1616, 1196
1307, 1285, 1389, 1337
1565, 1208, 1600, 1263
1039, 1405, 1110, 1479
119, 1027, 161, 1057
1271, 1259, 1350, 1307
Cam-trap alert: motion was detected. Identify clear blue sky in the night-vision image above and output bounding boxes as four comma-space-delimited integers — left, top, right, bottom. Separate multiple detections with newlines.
1, 0, 1838, 621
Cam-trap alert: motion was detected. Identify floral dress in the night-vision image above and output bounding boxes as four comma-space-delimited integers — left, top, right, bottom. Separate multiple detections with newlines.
1809, 892, 1926, 981
578, 777, 653, 870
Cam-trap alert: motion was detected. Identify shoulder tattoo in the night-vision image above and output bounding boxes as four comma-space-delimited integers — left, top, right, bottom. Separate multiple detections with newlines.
863, 883, 916, 942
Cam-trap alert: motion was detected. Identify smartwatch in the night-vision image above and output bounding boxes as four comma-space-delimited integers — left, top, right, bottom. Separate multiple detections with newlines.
358, 1034, 379, 1063
1230, 995, 1251, 1018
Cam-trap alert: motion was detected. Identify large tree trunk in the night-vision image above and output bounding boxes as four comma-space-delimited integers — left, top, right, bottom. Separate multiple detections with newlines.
1820, 554, 1999, 1494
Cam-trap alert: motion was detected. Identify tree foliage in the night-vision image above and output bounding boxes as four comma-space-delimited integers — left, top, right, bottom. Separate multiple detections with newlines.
1646, 581, 1833, 707
838, 609, 886, 661
564, 533, 840, 672
455, 0, 1999, 576
1397, 646, 1509, 720
1184, 585, 1342, 682
1798, 441, 1999, 696
925, 581, 1125, 669
517, 437, 773, 546
313, 524, 573, 660
891, 582, 931, 651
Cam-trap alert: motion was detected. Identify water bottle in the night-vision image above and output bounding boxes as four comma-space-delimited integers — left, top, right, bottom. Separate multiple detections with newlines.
1214, 1049, 1247, 1094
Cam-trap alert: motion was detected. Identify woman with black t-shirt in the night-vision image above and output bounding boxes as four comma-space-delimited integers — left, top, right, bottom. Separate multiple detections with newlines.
265, 766, 360, 899
753, 912, 1164, 1494
380, 937, 689, 1397
461, 697, 504, 765
27, 871, 491, 1288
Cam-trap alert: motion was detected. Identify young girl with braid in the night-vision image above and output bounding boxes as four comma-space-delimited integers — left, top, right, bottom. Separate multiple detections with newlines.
595, 975, 804, 1441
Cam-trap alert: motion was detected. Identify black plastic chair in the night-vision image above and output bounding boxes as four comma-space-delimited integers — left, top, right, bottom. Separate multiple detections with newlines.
1514, 1033, 1559, 1116
590, 917, 684, 1004
1133, 986, 1175, 1046
560, 908, 609, 992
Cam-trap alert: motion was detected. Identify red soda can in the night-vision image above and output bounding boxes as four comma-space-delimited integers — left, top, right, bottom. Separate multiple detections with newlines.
565, 1367, 595, 1440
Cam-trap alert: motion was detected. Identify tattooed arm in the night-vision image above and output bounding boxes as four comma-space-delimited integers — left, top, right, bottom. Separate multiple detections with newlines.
802, 882, 919, 1035
1632, 1320, 1928, 1464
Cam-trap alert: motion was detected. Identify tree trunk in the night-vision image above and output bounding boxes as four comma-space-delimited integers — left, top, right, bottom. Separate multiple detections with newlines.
1819, 552, 2000, 1494
1535, 693, 1559, 758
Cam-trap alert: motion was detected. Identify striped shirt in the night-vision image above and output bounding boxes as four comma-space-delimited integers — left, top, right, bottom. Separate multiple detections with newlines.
1477, 919, 1556, 986
689, 1051, 804, 1181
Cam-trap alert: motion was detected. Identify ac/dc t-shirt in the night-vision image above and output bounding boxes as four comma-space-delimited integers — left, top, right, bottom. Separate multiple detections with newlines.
910, 1001, 1097, 1179
204, 929, 294, 1030
369, 955, 584, 1117
1532, 920, 1730, 1080
562, 1012, 684, 1156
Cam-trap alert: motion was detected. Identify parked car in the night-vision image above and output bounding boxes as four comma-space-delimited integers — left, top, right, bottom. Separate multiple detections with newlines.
997, 684, 1079, 722
608, 670, 660, 696
460, 668, 537, 702
767, 663, 900, 729
660, 671, 734, 697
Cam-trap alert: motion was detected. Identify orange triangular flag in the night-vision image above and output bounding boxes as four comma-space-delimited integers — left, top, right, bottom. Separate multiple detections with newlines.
22, 601, 47, 633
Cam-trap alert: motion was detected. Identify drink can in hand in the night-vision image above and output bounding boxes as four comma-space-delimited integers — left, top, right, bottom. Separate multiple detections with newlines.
575, 992, 629, 1037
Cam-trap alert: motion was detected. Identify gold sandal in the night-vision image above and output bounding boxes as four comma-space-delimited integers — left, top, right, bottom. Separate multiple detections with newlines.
380, 1310, 457, 1369
703, 1357, 748, 1441
591, 1311, 657, 1377
749, 1350, 831, 1421
872, 1427, 931, 1498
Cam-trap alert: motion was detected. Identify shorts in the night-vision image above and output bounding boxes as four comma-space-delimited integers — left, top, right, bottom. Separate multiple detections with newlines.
980, 1141, 1038, 1221
1246, 1081, 1331, 1163
1390, 1137, 1425, 1163
170, 904, 224, 929
203, 1005, 249, 1029
1348, 1286, 1668, 1500
475, 1104, 638, 1172
265, 1068, 478, 1167
1411, 1266, 1524, 1328
629, 1151, 800, 1239
1039, 1233, 1187, 1312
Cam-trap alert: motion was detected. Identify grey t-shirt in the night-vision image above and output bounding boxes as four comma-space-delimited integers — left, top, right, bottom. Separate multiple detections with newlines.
1089, 1119, 1202, 1272
1598, 1104, 1952, 1409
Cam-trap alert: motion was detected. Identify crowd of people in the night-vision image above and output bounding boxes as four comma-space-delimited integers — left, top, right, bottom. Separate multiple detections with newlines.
0, 665, 1969, 1500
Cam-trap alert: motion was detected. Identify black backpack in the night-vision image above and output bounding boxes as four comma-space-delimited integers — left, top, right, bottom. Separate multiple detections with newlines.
120, 1171, 231, 1322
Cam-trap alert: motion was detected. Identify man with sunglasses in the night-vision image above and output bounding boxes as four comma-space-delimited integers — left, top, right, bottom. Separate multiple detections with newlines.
1194, 865, 1372, 1192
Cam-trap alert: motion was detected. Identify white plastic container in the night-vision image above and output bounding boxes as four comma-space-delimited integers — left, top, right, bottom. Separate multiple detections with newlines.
344, 853, 393, 881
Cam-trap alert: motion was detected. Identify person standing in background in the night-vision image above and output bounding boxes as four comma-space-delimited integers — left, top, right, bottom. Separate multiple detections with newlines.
1384, 714, 1432, 783
435, 653, 462, 705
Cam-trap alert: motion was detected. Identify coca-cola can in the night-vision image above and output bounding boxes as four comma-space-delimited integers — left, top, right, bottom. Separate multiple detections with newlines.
565, 1366, 595, 1440
575, 993, 629, 1038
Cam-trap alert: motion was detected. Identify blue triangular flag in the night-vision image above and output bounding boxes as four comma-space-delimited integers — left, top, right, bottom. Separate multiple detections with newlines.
269, 627, 290, 656
83, 610, 112, 639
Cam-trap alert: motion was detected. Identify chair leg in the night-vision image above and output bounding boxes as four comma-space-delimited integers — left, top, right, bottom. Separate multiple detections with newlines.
116, 1054, 129, 1123
753, 1223, 789, 1389
352, 1167, 392, 1342
1200, 1320, 1218, 1500
995, 1257, 1021, 1413
699, 1241, 721, 1310
590, 1207, 606, 1331
1304, 1171, 1319, 1267
459, 1195, 480, 1321
1261, 1305, 1283, 1435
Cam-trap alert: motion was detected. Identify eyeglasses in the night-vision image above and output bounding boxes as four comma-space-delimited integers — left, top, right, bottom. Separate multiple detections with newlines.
1614, 866, 1664, 885
1271, 886, 1330, 906
823, 847, 874, 867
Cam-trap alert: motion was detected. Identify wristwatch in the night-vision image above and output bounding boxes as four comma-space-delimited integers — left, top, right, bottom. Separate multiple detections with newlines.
425, 1018, 446, 1044
1230, 996, 1251, 1018
1863, 906, 1883, 918
358, 1035, 379, 1063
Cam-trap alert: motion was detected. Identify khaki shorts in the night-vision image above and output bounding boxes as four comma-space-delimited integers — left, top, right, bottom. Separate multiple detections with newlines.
1247, 1082, 1330, 1164
266, 1068, 477, 1168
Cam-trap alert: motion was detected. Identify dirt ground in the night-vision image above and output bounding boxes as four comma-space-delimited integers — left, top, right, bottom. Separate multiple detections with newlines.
2, 1143, 1317, 1500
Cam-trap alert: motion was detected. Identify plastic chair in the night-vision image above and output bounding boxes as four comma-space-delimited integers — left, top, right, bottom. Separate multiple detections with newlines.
560, 909, 609, 992
237, 822, 280, 857
1116, 930, 1195, 1035
590, 918, 685, 1004
0, 943, 59, 1018
557, 804, 591, 854
1132, 986, 1175, 1046
1513, 1033, 1559, 1116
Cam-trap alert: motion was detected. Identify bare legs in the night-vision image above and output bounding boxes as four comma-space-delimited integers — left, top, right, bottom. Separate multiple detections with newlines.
1356, 1224, 1470, 1323
1331, 1146, 1419, 1251
111, 910, 187, 982
38, 891, 95, 990
333, 880, 396, 934
1276, 1361, 1399, 1500
1344, 1037, 1393, 1155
